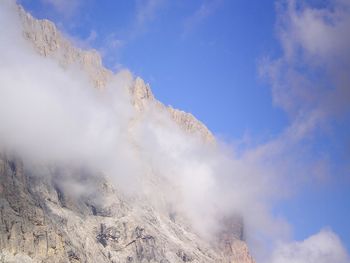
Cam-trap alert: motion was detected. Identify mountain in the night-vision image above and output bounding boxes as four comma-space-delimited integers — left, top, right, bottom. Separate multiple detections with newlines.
0, 4, 255, 263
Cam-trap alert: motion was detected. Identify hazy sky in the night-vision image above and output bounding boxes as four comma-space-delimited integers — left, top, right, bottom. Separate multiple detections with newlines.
17, 0, 350, 257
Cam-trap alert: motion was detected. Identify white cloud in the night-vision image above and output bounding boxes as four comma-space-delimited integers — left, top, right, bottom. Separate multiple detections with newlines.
0, 0, 139, 185
278, 0, 350, 63
256, 0, 350, 194
262, 0, 350, 123
270, 229, 350, 263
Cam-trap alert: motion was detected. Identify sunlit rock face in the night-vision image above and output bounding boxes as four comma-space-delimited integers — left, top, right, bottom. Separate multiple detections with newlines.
19, 6, 113, 90
0, 5, 254, 263
130, 77, 215, 143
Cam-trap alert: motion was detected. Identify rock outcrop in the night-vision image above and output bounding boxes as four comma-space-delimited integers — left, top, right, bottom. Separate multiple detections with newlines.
130, 77, 215, 143
0, 4, 254, 263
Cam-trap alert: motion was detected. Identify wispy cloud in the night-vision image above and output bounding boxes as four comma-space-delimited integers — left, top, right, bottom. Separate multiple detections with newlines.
96, 0, 166, 56
183, 0, 223, 36
99, 33, 125, 71
135, 0, 164, 26
94, 0, 166, 66
129, 0, 166, 37
245, 0, 350, 258
261, 0, 350, 126
62, 29, 98, 50
257, 0, 350, 186
40, 0, 81, 18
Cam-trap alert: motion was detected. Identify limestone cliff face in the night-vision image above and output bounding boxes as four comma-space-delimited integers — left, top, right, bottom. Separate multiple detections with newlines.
19, 6, 112, 90
0, 5, 255, 263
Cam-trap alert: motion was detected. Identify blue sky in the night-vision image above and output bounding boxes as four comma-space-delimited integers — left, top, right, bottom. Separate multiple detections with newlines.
19, 0, 350, 254
19, 0, 287, 139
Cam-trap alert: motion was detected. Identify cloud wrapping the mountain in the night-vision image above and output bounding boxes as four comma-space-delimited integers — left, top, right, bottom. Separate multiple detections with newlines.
0, 0, 349, 262
0, 4, 292, 258
0, 0, 143, 186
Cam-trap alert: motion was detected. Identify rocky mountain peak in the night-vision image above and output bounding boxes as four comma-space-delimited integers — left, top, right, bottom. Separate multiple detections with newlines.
19, 5, 113, 90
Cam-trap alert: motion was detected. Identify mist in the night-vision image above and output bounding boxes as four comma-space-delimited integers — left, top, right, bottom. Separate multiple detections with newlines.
0, 0, 349, 262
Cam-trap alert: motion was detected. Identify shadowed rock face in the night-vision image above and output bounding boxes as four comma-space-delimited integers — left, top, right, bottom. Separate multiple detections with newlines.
0, 5, 255, 263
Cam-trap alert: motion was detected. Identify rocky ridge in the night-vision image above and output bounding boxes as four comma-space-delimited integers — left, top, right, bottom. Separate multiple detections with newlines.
0, 5, 255, 263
